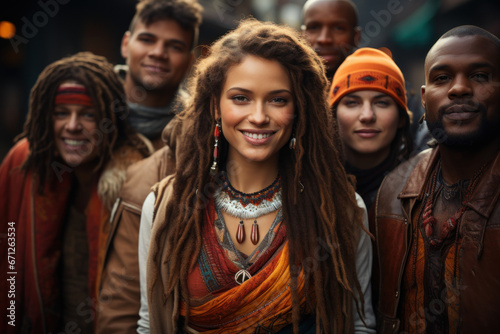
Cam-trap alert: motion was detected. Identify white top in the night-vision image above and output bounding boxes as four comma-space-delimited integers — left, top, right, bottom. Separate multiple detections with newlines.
137, 192, 376, 333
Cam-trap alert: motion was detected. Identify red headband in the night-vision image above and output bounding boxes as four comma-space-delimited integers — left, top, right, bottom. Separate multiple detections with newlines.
55, 85, 93, 107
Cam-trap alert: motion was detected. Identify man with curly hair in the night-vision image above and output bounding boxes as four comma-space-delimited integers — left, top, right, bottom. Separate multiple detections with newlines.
118, 0, 202, 150
96, 1, 202, 333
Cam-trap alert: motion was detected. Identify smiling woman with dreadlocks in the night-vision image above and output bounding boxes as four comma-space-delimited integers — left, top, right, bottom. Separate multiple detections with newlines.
137, 19, 376, 333
0, 52, 150, 334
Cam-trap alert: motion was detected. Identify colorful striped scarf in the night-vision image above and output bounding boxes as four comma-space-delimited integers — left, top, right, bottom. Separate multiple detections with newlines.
179, 202, 307, 333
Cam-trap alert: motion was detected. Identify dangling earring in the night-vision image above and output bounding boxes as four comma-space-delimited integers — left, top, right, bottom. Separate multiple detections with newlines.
210, 121, 220, 176
289, 121, 297, 150
289, 130, 296, 150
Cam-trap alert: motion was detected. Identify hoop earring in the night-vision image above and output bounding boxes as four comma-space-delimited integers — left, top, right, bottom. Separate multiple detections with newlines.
210, 121, 221, 176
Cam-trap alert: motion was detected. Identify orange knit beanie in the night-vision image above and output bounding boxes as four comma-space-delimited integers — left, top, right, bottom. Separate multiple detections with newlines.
329, 47, 408, 113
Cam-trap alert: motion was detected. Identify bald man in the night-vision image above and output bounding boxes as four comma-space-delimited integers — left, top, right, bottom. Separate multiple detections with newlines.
374, 25, 500, 333
302, 0, 361, 80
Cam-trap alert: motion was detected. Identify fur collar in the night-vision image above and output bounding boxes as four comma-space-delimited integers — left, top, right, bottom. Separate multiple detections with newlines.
97, 144, 148, 211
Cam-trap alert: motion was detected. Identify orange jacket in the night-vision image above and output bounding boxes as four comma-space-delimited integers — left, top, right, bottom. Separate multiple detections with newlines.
0, 139, 144, 333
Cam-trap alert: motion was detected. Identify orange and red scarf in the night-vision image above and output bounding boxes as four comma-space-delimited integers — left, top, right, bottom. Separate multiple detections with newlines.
179, 202, 307, 333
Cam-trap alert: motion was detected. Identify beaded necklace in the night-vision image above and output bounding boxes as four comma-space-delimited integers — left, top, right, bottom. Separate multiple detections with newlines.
215, 172, 282, 245
422, 161, 488, 246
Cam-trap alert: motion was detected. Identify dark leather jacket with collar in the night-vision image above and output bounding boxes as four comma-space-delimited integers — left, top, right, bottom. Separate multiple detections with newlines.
374, 147, 500, 334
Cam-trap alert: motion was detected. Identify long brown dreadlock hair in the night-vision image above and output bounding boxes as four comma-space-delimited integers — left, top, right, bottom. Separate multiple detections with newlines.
17, 51, 149, 193
152, 19, 365, 333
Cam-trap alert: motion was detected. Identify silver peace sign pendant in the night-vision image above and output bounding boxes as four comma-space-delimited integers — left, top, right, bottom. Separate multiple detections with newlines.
235, 269, 252, 285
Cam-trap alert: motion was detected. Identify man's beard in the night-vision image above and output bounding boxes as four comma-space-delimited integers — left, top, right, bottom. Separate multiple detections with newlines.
426, 103, 498, 149
131, 71, 172, 93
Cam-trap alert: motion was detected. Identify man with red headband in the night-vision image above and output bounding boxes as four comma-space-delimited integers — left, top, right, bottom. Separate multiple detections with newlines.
0, 52, 148, 334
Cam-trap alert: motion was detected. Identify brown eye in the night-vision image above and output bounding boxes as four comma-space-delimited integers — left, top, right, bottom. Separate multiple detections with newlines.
342, 99, 359, 107
53, 109, 69, 118
270, 97, 287, 104
231, 95, 248, 103
434, 74, 450, 83
471, 72, 490, 82
374, 99, 392, 107
306, 24, 320, 32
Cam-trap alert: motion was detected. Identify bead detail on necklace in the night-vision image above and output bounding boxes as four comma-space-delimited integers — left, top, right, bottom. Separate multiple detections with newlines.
236, 220, 245, 243
421, 162, 488, 246
215, 172, 281, 245
438, 172, 467, 200
251, 220, 259, 245
215, 174, 282, 218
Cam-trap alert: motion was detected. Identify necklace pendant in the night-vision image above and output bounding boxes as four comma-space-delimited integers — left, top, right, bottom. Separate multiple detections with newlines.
236, 220, 245, 243
424, 223, 433, 237
235, 269, 252, 285
251, 220, 259, 245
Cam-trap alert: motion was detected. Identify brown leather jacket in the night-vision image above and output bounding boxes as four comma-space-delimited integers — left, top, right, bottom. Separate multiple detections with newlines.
96, 118, 182, 334
374, 147, 500, 334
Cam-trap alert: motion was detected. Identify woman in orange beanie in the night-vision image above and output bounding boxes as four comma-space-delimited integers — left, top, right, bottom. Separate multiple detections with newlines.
329, 47, 413, 215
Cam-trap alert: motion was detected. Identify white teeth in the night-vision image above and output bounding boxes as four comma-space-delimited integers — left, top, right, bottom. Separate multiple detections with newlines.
64, 139, 87, 146
243, 132, 272, 139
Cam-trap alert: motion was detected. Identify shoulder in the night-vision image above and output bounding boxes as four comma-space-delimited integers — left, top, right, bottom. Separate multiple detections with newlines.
376, 148, 435, 218
355, 193, 368, 223
1, 139, 32, 218
380, 148, 433, 194
151, 175, 176, 227
161, 116, 183, 152
119, 145, 174, 206
97, 144, 148, 210
152, 174, 176, 205
1, 138, 30, 169
0, 139, 31, 187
